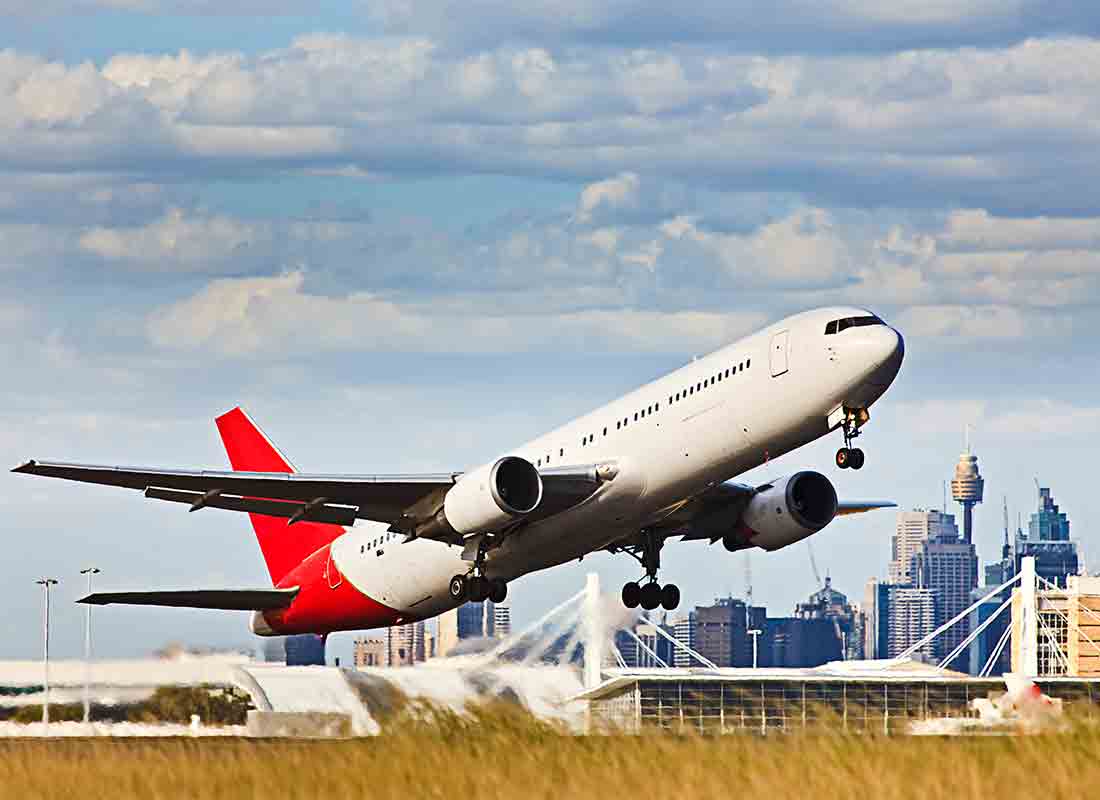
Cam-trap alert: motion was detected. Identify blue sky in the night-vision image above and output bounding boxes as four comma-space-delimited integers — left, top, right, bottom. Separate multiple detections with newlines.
1, 2, 1099, 664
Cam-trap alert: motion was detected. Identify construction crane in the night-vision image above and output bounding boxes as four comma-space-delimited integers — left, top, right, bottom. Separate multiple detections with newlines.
807, 540, 825, 588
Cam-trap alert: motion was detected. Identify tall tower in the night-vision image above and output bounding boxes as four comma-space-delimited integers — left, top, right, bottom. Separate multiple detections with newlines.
950, 430, 984, 545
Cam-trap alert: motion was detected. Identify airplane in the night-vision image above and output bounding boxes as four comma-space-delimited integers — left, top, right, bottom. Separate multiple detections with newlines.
13, 306, 903, 637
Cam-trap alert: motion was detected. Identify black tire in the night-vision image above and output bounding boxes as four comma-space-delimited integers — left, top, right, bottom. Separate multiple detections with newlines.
835, 447, 850, 469
448, 574, 467, 601
489, 578, 508, 604
621, 582, 641, 609
849, 448, 865, 470
468, 576, 487, 603
722, 533, 740, 552
640, 582, 662, 611
661, 583, 681, 611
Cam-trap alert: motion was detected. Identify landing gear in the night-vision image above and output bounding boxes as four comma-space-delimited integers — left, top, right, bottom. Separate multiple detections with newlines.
836, 407, 868, 470
615, 530, 681, 611
450, 536, 508, 604
835, 447, 864, 470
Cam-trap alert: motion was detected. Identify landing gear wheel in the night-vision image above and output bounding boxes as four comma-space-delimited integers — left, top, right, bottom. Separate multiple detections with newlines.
640, 582, 662, 611
661, 583, 681, 611
488, 578, 508, 604
621, 582, 641, 609
448, 574, 468, 602
848, 448, 865, 470
836, 447, 851, 469
467, 575, 488, 602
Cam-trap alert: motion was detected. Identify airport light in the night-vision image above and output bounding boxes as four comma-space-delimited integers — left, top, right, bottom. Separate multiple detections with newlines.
35, 578, 59, 731
748, 628, 762, 669
80, 567, 101, 725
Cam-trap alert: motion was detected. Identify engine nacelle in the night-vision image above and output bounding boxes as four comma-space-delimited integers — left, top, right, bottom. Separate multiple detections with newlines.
442, 456, 543, 535
740, 471, 838, 552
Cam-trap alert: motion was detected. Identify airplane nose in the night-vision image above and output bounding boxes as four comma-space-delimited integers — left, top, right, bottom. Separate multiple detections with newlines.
869, 326, 904, 385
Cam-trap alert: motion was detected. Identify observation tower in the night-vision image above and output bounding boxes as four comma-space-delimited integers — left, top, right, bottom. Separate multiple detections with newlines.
950, 430, 984, 545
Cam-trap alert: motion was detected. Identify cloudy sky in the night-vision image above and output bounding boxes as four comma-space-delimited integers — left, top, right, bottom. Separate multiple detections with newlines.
2, 2, 1099, 664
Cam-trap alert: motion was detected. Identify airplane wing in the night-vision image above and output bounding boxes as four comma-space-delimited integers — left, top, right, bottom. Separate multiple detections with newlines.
837, 500, 897, 516
11, 458, 608, 538
78, 587, 299, 610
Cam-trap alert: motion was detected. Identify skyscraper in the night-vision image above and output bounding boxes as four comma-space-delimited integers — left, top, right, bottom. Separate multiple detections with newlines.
889, 510, 959, 584
795, 576, 862, 660
671, 611, 697, 667
494, 603, 511, 639
435, 600, 497, 657
1016, 486, 1079, 588
918, 538, 979, 664
886, 587, 937, 661
694, 597, 766, 667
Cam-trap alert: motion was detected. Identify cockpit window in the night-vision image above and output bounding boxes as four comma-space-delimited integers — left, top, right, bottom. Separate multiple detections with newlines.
825, 315, 883, 335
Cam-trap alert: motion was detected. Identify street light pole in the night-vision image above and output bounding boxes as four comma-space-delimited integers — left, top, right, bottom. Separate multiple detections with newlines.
748, 629, 762, 669
80, 567, 101, 725
35, 578, 59, 731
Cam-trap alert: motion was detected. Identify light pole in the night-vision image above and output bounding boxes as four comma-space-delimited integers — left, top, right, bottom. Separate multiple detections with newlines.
748, 629, 762, 669
35, 578, 58, 730
80, 567, 101, 725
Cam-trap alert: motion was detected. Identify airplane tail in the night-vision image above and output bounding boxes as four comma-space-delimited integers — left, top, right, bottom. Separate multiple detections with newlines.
215, 407, 345, 585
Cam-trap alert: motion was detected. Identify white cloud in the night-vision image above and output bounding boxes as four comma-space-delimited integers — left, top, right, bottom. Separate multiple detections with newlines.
78, 208, 265, 270
146, 270, 766, 356
576, 172, 640, 223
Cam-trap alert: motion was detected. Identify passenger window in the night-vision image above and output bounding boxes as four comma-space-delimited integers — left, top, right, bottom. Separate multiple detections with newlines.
747, 359, 751, 368
603, 427, 607, 436
634, 412, 638, 421
559, 448, 563, 457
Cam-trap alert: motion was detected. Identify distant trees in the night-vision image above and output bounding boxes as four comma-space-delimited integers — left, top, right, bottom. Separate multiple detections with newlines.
2, 685, 252, 726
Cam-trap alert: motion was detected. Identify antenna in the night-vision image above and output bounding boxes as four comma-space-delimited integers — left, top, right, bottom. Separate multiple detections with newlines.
744, 551, 753, 626
965, 423, 971, 453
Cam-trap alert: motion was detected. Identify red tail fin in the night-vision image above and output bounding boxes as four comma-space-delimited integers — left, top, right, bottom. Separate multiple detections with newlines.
215, 407, 345, 585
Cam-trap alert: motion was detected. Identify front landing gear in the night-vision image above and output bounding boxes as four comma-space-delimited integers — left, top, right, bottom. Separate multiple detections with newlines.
836, 406, 869, 470
616, 530, 681, 611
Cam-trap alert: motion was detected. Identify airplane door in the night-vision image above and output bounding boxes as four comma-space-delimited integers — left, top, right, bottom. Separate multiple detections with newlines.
770, 330, 790, 377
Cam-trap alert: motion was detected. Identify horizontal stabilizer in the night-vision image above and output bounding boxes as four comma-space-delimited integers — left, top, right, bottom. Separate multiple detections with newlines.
836, 500, 897, 516
77, 587, 299, 611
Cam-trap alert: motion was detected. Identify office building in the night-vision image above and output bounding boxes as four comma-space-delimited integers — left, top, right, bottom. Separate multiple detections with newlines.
1015, 486, 1079, 588
635, 620, 676, 667
795, 576, 861, 660
386, 620, 426, 666
353, 637, 387, 668
671, 612, 697, 667
436, 600, 497, 657
494, 603, 512, 639
284, 634, 326, 666
767, 617, 841, 667
889, 510, 958, 584
918, 539, 979, 664
886, 587, 937, 661
694, 597, 766, 668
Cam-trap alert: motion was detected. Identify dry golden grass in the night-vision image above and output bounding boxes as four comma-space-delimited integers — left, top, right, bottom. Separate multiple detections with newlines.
0, 705, 1097, 800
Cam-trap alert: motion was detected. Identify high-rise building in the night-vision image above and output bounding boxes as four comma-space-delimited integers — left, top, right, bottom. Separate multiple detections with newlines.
918, 538, 979, 664
494, 603, 512, 639
766, 618, 841, 667
795, 576, 861, 660
694, 597, 766, 667
634, 620, 676, 667
671, 612, 697, 667
1015, 486, 1079, 588
950, 443, 984, 545
353, 636, 387, 668
435, 601, 497, 657
967, 587, 1011, 676
386, 620, 426, 666
284, 634, 326, 666
886, 587, 937, 662
889, 510, 958, 584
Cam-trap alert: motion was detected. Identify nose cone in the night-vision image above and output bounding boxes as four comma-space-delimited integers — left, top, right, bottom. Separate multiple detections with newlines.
866, 325, 905, 386
842, 324, 904, 387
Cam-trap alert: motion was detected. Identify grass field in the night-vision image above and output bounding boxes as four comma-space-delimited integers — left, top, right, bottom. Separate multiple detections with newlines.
1, 706, 1097, 800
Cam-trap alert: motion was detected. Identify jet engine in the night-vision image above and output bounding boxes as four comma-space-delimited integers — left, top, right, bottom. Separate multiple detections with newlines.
731, 471, 838, 552
440, 456, 543, 536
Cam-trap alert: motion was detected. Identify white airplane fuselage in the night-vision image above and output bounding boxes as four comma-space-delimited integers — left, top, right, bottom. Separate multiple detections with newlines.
317, 305, 904, 627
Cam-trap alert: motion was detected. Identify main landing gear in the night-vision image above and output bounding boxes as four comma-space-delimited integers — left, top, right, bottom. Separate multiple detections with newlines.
449, 538, 507, 604
835, 407, 868, 471
616, 530, 681, 611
